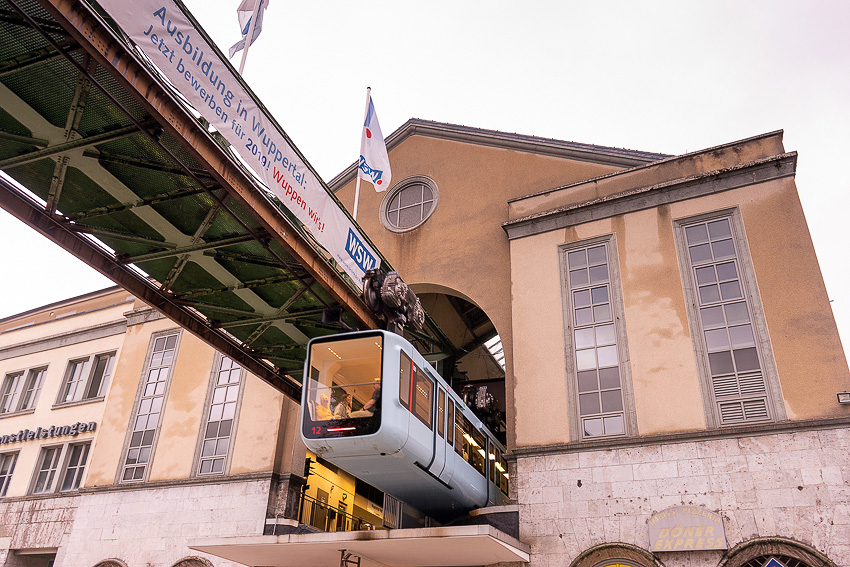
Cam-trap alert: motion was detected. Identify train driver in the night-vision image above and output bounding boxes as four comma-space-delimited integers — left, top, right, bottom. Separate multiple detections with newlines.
361, 378, 381, 414
315, 394, 333, 421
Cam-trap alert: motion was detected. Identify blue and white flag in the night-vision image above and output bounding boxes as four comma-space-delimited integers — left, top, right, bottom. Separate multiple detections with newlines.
229, 0, 268, 58
358, 96, 392, 191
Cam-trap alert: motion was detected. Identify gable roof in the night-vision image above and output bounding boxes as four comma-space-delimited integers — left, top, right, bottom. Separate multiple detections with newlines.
328, 119, 671, 190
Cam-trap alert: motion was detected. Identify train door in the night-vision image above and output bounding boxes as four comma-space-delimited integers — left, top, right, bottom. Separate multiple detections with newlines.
430, 387, 448, 479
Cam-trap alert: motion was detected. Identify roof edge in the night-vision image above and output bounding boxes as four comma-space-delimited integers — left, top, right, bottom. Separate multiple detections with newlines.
328, 119, 671, 191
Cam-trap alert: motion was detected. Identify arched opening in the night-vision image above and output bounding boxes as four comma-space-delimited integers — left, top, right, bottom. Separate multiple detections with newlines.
568, 543, 661, 567
171, 557, 214, 567
719, 537, 837, 567
410, 288, 507, 445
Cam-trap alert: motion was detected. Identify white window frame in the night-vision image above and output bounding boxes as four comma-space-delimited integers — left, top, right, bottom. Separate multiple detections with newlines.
118, 330, 181, 483
29, 442, 92, 494
0, 451, 18, 496
192, 353, 245, 477
1, 366, 47, 416
55, 352, 115, 406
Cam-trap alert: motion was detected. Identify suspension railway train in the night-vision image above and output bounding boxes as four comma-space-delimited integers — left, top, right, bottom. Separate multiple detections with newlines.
301, 330, 509, 520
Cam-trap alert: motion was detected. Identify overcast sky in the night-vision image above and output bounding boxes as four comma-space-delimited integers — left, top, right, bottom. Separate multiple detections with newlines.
1, 1, 848, 361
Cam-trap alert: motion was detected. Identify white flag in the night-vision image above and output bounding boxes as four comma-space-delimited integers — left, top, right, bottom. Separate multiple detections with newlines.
358, 96, 392, 191
229, 0, 268, 58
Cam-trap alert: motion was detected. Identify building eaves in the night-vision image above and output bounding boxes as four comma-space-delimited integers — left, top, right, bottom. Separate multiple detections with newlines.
328, 119, 671, 191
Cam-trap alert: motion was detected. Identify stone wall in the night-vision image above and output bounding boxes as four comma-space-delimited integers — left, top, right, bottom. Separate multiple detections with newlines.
56, 478, 271, 567
514, 426, 850, 567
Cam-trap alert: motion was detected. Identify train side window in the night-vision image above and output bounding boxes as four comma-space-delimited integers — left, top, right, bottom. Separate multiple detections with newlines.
496, 450, 509, 495
399, 352, 412, 411
471, 427, 486, 476
454, 410, 464, 457
411, 364, 433, 429
447, 401, 455, 447
489, 442, 496, 484
437, 389, 446, 438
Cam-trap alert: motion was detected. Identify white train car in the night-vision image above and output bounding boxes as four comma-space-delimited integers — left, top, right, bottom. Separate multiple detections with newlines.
301, 330, 509, 520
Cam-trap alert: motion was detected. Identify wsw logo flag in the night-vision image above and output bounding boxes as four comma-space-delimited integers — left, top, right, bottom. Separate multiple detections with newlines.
359, 97, 392, 191
229, 0, 268, 58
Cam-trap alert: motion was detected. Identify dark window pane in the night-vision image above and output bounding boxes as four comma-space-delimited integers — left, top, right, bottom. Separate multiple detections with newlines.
575, 307, 593, 326
733, 348, 760, 372
593, 303, 611, 322
218, 419, 232, 437
699, 285, 721, 304
685, 224, 709, 245
205, 421, 219, 438
599, 367, 620, 389
589, 264, 609, 284
700, 306, 725, 328
570, 269, 589, 287
584, 418, 603, 436
712, 239, 735, 260
577, 370, 598, 393
695, 266, 716, 285
591, 286, 609, 304
603, 415, 625, 435
399, 185, 421, 207
720, 280, 743, 300
689, 244, 712, 264
708, 351, 734, 376
398, 206, 421, 228
573, 289, 591, 308
142, 430, 155, 445
568, 250, 587, 269
587, 245, 607, 265
729, 325, 756, 349
707, 219, 731, 240
601, 390, 623, 412
724, 302, 750, 324
575, 328, 595, 349
715, 261, 738, 281
704, 328, 729, 352
579, 393, 600, 415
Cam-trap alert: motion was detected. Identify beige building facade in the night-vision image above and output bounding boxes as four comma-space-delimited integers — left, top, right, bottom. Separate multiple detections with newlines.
0, 120, 848, 567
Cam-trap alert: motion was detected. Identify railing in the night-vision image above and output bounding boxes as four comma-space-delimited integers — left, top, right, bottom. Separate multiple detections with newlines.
297, 493, 376, 532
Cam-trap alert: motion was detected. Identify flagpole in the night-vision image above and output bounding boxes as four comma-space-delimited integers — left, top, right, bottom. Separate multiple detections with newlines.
238, 0, 263, 75
352, 87, 371, 221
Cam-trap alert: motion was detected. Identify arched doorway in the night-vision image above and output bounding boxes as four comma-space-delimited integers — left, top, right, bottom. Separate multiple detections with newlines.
568, 543, 661, 567
719, 538, 837, 567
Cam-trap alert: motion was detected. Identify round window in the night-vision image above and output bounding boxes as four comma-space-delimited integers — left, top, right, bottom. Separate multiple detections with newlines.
380, 176, 439, 232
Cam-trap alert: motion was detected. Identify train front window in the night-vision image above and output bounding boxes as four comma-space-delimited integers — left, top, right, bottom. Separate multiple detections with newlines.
304, 335, 383, 437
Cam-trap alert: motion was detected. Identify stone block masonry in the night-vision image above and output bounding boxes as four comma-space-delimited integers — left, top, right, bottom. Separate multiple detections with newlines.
514, 426, 850, 567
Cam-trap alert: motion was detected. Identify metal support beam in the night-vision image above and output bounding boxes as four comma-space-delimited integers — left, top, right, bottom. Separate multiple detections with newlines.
35, 0, 379, 329
118, 233, 261, 264
0, 120, 155, 169
0, 37, 78, 77
66, 185, 208, 221
69, 223, 176, 248
0, 129, 48, 147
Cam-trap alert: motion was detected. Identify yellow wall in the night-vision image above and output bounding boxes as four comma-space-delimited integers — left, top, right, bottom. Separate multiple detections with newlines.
335, 133, 624, 447
508, 135, 850, 447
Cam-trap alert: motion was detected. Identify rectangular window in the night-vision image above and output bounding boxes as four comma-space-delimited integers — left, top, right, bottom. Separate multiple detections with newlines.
198, 355, 243, 475
0, 452, 18, 496
60, 443, 91, 491
58, 352, 115, 404
411, 364, 433, 428
19, 368, 46, 410
31, 442, 91, 494
679, 214, 775, 426
564, 240, 628, 438
32, 446, 62, 494
121, 332, 179, 482
437, 389, 446, 438
447, 401, 455, 447
1, 367, 47, 415
0, 372, 23, 414
399, 351, 412, 410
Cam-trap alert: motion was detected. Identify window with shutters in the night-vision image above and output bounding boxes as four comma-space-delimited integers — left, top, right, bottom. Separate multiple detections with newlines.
0, 452, 18, 496
675, 211, 783, 427
560, 236, 636, 440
